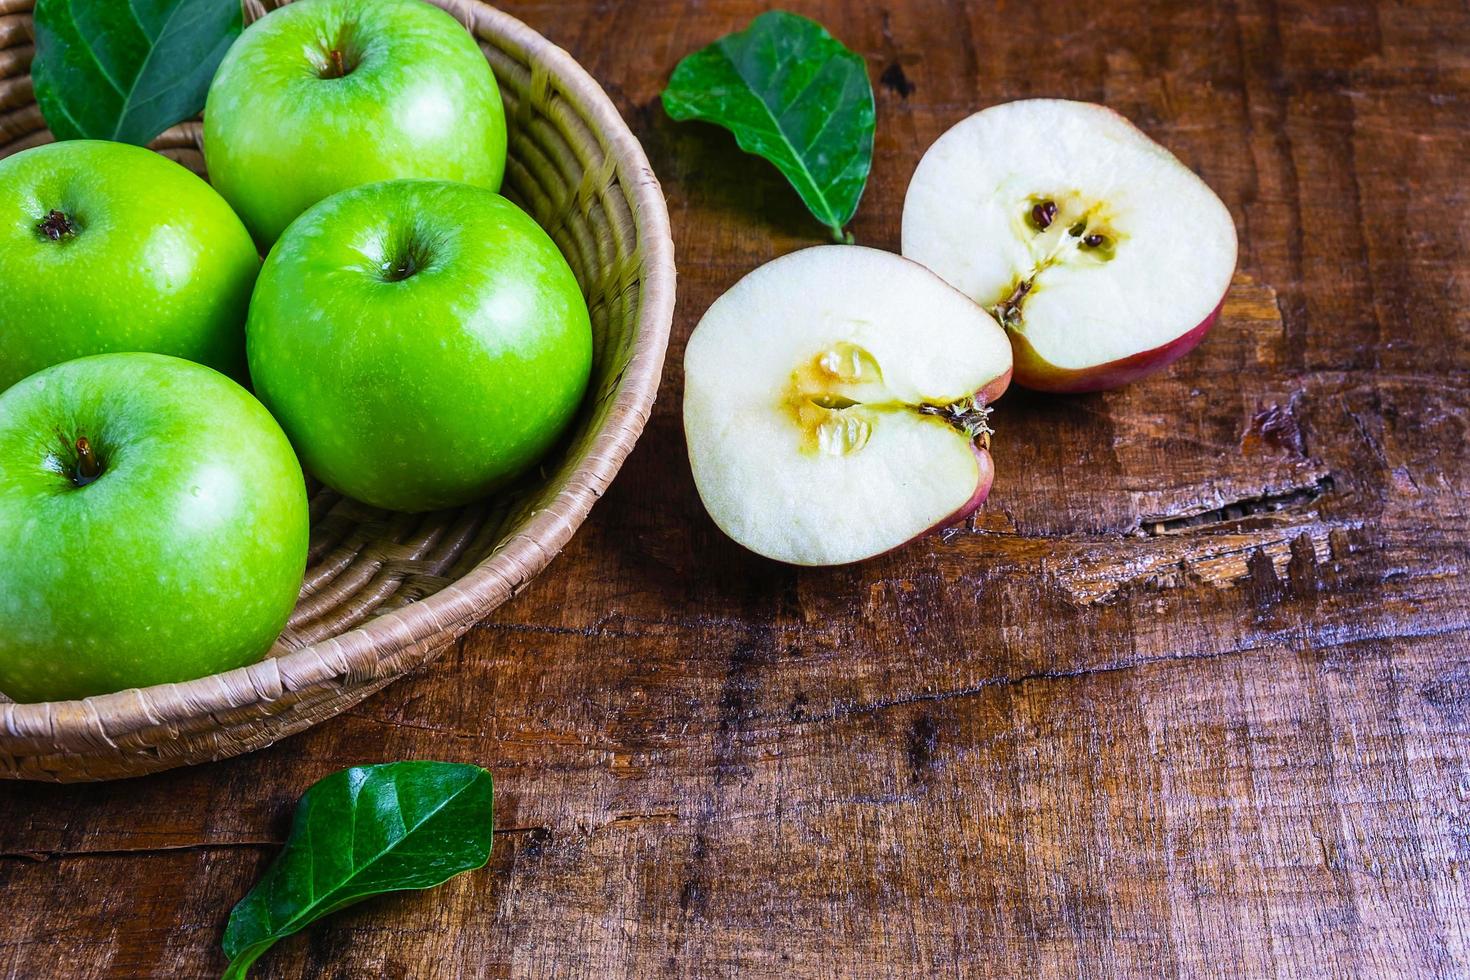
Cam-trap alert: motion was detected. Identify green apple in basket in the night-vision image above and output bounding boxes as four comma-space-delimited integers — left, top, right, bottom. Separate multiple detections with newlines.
0, 354, 309, 703
247, 178, 593, 513
0, 140, 259, 393
205, 0, 509, 246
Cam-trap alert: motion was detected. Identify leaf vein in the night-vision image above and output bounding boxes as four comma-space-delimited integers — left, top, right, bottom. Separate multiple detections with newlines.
718, 46, 837, 226
124, 0, 153, 43
266, 773, 485, 939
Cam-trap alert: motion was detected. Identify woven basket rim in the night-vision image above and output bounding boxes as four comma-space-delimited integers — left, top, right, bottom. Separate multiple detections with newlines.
0, 1, 675, 739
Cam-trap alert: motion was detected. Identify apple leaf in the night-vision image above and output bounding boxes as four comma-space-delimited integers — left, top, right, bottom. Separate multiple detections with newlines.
220, 762, 494, 980
662, 10, 875, 242
31, 0, 242, 145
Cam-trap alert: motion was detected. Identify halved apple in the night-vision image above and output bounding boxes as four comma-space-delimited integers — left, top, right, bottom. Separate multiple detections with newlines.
902, 99, 1237, 393
683, 246, 1012, 566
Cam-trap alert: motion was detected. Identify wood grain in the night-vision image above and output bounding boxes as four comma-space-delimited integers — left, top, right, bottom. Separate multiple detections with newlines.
3, 0, 1469, 976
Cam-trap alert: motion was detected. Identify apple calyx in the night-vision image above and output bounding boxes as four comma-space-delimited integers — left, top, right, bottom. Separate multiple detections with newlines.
786, 341, 994, 457
36, 209, 78, 242
71, 436, 103, 487
991, 193, 1117, 331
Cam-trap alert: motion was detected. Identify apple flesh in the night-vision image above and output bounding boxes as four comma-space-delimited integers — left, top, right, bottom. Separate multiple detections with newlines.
902, 99, 1237, 392
0, 354, 309, 703
204, 0, 507, 247
683, 246, 1013, 566
0, 140, 260, 393
246, 179, 592, 513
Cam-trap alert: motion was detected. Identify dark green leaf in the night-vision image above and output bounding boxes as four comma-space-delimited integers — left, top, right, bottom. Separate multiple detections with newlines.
220, 762, 494, 980
662, 10, 875, 241
32, 0, 242, 145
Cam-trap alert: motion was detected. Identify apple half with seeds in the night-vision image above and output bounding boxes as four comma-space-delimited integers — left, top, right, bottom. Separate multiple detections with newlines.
683, 246, 1012, 566
902, 99, 1237, 393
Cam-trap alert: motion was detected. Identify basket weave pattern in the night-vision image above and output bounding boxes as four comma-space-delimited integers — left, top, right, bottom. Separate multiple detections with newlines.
0, 0, 674, 781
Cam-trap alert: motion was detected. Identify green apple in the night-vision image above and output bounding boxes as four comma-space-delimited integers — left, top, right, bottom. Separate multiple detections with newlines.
0, 140, 260, 393
0, 353, 309, 703
204, 0, 508, 247
247, 179, 592, 512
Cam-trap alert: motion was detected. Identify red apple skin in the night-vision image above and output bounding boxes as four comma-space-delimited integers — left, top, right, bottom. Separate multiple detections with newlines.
1009, 295, 1226, 394
979, 366, 1013, 406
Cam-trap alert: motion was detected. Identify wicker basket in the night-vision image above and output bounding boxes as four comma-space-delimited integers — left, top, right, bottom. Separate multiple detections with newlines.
0, 0, 675, 781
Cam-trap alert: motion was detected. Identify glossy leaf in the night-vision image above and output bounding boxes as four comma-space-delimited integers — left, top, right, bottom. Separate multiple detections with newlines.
662, 10, 875, 241
31, 0, 242, 145
220, 762, 494, 980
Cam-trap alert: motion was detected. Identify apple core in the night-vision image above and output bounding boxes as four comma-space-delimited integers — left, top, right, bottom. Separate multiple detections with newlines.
993, 190, 1120, 331
785, 341, 995, 458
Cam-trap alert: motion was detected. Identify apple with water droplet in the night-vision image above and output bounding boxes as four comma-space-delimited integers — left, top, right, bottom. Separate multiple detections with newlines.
246, 179, 592, 513
0, 354, 309, 703
204, 0, 507, 247
0, 140, 259, 393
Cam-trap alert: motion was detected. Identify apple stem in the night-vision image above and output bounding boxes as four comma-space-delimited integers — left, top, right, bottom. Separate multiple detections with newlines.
37, 209, 77, 241
318, 44, 357, 79
73, 436, 102, 487
993, 278, 1033, 328
915, 397, 993, 446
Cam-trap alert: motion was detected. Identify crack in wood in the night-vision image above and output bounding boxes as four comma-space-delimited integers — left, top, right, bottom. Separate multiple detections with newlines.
1033, 472, 1343, 604
0, 839, 278, 863
2, 826, 559, 864
1137, 474, 1334, 536
10, 620, 1466, 863
1048, 523, 1346, 604
781, 619, 1470, 732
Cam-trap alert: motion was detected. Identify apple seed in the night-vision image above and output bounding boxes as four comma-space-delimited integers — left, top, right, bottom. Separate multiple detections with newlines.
1029, 200, 1057, 231
815, 341, 883, 385
814, 411, 873, 456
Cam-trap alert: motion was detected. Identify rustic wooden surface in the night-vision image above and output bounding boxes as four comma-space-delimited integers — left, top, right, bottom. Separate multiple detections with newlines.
3, 0, 1469, 976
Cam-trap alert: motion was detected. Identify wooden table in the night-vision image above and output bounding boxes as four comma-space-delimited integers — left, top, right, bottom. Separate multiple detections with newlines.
4, 0, 1468, 976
